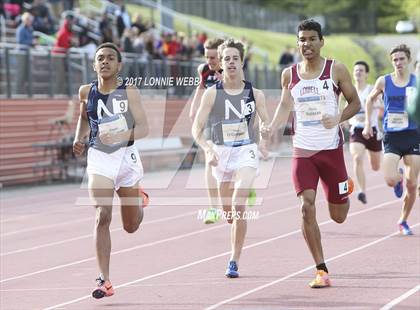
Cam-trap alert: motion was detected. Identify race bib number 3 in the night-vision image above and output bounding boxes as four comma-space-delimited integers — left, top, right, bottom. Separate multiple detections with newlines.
222, 121, 250, 145
297, 103, 326, 125
388, 112, 408, 129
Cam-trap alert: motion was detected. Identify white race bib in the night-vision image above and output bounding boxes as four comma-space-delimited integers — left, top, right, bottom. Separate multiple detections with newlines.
112, 98, 128, 114
222, 120, 250, 145
388, 112, 408, 129
98, 114, 128, 135
297, 103, 326, 125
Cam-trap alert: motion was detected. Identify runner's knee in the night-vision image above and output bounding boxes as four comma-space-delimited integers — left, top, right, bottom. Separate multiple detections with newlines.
123, 221, 140, 233
406, 179, 417, 194
95, 208, 112, 228
353, 154, 363, 165
331, 212, 346, 224
301, 200, 316, 222
384, 176, 398, 187
329, 203, 348, 223
371, 161, 380, 171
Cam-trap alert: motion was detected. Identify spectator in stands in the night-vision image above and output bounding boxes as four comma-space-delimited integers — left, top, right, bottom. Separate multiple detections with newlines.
48, 0, 63, 21
3, 0, 22, 27
132, 27, 145, 54
14, 11, 36, 94
116, 4, 131, 38
163, 33, 179, 59
279, 45, 294, 68
53, 14, 74, 53
243, 40, 253, 75
16, 11, 36, 47
196, 32, 207, 55
52, 15, 75, 94
132, 14, 147, 34
121, 27, 135, 53
30, 0, 56, 35
99, 12, 114, 44
79, 36, 97, 58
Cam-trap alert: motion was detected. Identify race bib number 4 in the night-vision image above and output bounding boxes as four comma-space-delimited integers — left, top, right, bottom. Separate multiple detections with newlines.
388, 112, 408, 129
297, 103, 326, 126
222, 120, 250, 146
98, 114, 128, 135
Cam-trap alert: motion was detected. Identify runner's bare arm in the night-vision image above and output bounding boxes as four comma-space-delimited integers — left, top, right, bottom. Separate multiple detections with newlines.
192, 86, 216, 151
364, 76, 385, 135
335, 62, 361, 123
189, 64, 206, 121
254, 88, 270, 137
267, 68, 294, 136
73, 84, 91, 156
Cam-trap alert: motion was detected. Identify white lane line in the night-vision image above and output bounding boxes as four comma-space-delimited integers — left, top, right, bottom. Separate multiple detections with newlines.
0, 204, 298, 284
379, 284, 420, 310
0, 188, 295, 237
0, 184, 388, 283
0, 211, 197, 256
205, 223, 420, 310
1, 183, 386, 255
40, 198, 400, 310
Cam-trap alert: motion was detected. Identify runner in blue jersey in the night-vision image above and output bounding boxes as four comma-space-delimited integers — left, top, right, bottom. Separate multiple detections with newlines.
192, 39, 269, 278
363, 44, 419, 235
73, 42, 149, 298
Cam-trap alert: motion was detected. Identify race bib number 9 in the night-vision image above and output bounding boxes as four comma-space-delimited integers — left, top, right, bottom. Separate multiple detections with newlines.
222, 120, 250, 146
112, 98, 129, 114
388, 112, 408, 129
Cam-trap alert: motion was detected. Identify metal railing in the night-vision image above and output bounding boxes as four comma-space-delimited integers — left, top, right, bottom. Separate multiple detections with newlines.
0, 43, 281, 99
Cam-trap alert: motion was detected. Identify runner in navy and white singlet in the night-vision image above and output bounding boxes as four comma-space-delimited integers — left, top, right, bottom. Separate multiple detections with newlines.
192, 39, 270, 278
73, 43, 149, 299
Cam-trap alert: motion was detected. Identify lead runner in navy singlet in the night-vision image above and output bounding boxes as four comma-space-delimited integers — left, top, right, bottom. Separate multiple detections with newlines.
73, 43, 149, 299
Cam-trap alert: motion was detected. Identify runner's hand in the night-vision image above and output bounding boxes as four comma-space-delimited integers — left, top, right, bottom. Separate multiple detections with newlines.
321, 114, 340, 129
73, 140, 86, 156
260, 125, 272, 139
362, 125, 373, 139
206, 147, 219, 167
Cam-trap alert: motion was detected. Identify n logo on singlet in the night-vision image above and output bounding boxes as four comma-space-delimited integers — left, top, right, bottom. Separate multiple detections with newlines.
97, 99, 113, 120
224, 99, 255, 119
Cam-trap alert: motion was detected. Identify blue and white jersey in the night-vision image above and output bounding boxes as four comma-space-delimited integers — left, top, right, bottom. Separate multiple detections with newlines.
86, 81, 135, 153
383, 73, 417, 132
